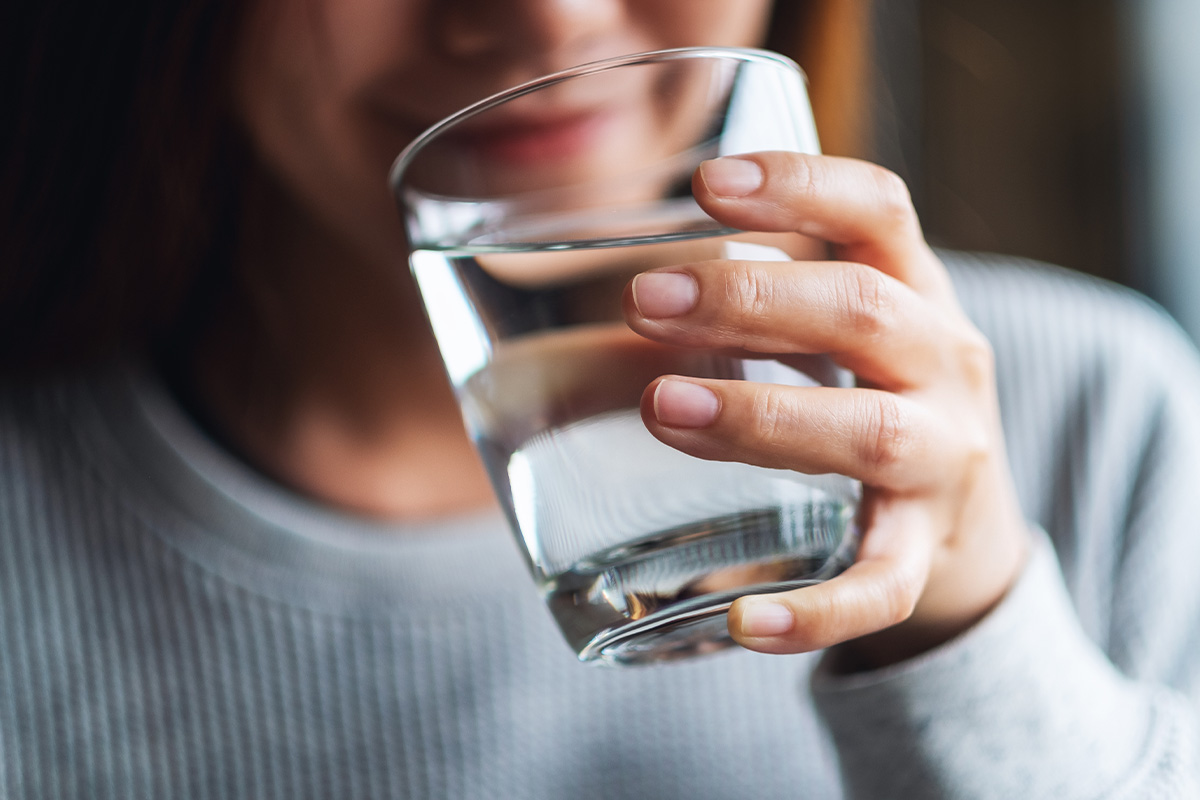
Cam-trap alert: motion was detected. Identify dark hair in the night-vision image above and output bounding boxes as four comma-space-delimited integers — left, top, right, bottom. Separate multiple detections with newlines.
0, 0, 246, 374
1, 1, 842, 376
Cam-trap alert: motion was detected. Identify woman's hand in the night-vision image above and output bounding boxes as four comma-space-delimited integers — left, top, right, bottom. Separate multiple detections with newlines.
622, 152, 1030, 670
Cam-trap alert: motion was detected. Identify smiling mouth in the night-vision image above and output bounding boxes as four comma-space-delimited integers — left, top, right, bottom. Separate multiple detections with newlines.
444, 111, 616, 166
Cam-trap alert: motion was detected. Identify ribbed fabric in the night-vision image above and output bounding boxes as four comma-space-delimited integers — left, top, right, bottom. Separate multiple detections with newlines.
1, 252, 1199, 799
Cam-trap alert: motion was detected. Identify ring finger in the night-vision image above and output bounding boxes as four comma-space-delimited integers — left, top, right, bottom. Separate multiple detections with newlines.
642, 376, 959, 492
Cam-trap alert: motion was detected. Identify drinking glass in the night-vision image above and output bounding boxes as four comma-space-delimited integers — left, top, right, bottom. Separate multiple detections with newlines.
390, 47, 860, 665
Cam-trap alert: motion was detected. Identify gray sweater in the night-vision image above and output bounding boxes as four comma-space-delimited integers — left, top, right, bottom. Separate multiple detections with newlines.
1, 253, 1199, 799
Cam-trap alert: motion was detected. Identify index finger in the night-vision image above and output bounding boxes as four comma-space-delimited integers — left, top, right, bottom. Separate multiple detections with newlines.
692, 153, 954, 301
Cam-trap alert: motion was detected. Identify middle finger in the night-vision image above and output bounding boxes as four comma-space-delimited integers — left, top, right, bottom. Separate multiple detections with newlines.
624, 257, 947, 389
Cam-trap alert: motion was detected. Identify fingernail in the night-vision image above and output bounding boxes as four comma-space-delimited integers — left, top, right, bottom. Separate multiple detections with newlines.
700, 157, 764, 198
653, 379, 719, 428
632, 272, 698, 319
739, 600, 795, 637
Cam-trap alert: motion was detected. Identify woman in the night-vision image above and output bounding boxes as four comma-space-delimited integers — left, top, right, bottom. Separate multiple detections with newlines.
2, 0, 1197, 797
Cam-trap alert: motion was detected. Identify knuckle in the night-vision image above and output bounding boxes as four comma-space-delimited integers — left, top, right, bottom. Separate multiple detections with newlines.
723, 262, 774, 320
955, 411, 994, 479
861, 394, 911, 475
837, 264, 897, 342
955, 328, 996, 392
747, 385, 796, 456
962, 425, 993, 476
946, 330, 998, 469
788, 155, 821, 202
869, 165, 916, 231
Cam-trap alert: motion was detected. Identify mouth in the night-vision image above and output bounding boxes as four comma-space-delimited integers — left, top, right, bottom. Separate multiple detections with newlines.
442, 110, 617, 166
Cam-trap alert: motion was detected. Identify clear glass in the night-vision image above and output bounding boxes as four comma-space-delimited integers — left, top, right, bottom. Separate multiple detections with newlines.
390, 48, 860, 665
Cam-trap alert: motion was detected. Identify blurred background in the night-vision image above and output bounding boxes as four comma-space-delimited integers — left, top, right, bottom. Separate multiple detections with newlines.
867, 0, 1200, 342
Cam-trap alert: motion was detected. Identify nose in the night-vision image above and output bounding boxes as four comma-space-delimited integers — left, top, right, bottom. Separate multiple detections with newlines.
435, 0, 625, 64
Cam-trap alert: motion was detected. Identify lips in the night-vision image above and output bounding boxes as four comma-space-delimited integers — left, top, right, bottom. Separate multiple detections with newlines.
444, 110, 616, 166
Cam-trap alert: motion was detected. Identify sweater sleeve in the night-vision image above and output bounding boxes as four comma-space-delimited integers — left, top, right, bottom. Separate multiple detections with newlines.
808, 256, 1200, 799
809, 528, 1198, 799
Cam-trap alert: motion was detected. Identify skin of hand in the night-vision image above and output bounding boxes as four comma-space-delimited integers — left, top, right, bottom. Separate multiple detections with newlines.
621, 152, 1031, 670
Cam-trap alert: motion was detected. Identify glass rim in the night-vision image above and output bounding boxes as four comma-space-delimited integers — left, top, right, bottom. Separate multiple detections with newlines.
387, 46, 804, 195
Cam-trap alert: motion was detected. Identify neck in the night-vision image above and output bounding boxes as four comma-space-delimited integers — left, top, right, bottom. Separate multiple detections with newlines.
176, 186, 496, 520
